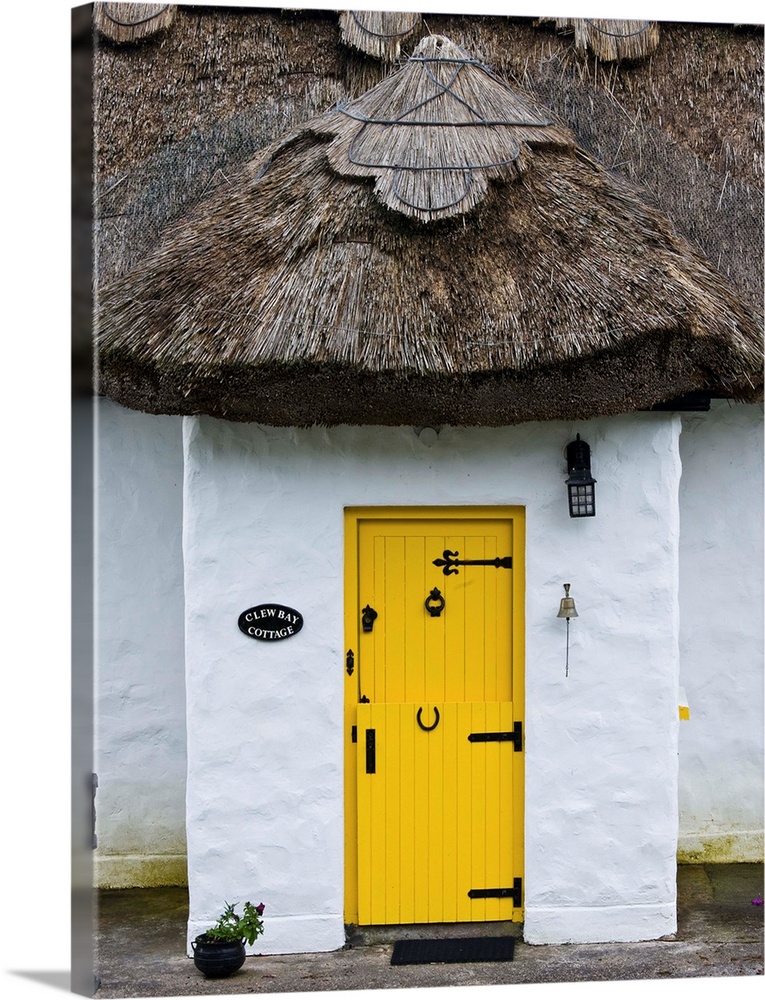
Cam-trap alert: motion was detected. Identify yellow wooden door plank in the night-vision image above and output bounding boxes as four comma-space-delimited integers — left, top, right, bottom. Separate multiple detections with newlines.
441, 702, 459, 924
483, 532, 499, 704
462, 533, 487, 703
469, 701, 487, 922
423, 531, 446, 705
383, 702, 402, 925
483, 699, 503, 922
373, 533, 389, 702
356, 702, 373, 924
442, 533, 466, 708
343, 704, 359, 920
424, 703, 445, 922
358, 524, 382, 704
411, 701, 431, 924
366, 704, 385, 925
454, 701, 473, 922
497, 522, 514, 703
404, 534, 427, 704
387, 535, 407, 703
398, 704, 416, 923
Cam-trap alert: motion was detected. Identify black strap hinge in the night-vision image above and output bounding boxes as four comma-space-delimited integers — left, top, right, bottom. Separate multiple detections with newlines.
433, 550, 512, 576
468, 878, 522, 906
468, 721, 522, 751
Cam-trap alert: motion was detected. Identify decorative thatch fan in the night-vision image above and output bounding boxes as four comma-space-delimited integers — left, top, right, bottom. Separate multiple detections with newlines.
338, 10, 423, 61
326, 35, 565, 221
543, 17, 660, 61
94, 3, 176, 45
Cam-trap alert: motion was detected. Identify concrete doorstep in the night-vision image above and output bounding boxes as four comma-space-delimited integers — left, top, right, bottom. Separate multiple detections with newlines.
93, 864, 763, 998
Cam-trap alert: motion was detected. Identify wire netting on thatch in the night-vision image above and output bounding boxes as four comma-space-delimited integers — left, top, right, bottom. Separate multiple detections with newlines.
544, 18, 661, 62
338, 10, 422, 61
93, 9, 763, 424
323, 35, 570, 221
94, 2, 175, 45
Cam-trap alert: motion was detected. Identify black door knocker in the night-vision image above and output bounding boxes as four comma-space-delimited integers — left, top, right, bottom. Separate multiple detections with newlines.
361, 605, 378, 632
417, 706, 440, 732
424, 587, 446, 617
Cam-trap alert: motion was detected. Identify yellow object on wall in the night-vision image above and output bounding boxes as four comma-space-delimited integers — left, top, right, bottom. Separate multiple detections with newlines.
344, 507, 525, 925
679, 687, 690, 721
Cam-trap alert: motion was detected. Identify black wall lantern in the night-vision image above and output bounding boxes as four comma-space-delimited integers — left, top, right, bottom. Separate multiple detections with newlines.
565, 434, 596, 517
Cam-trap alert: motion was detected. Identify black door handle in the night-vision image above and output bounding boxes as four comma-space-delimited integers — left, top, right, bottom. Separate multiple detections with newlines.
361, 605, 378, 632
425, 588, 446, 617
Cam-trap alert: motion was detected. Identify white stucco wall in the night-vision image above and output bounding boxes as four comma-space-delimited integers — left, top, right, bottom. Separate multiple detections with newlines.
182, 412, 682, 952
95, 398, 188, 887
678, 401, 764, 863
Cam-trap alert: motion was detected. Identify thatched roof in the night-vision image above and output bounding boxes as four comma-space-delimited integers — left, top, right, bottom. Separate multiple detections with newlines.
93, 13, 763, 306
324, 35, 570, 222
338, 10, 422, 61
95, 32, 762, 427
540, 18, 660, 62
94, 3, 175, 45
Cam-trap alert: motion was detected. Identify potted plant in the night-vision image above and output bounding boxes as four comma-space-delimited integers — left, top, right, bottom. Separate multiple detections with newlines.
192, 900, 265, 978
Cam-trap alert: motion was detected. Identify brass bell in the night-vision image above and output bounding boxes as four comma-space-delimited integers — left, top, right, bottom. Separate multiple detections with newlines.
557, 583, 578, 619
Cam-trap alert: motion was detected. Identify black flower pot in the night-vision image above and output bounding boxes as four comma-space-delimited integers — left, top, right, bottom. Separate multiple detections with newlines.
192, 935, 246, 978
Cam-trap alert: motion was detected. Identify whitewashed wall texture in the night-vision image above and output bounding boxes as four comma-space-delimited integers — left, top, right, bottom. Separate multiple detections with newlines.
182, 414, 682, 951
678, 402, 764, 863
95, 399, 187, 888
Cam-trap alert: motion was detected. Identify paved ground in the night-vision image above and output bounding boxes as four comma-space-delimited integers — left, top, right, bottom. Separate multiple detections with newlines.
94, 864, 763, 997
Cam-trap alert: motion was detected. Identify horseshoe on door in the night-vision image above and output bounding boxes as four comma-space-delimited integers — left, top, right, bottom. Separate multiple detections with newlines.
416, 706, 440, 732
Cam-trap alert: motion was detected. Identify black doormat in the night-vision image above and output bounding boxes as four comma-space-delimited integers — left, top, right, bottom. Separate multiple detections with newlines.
391, 936, 515, 965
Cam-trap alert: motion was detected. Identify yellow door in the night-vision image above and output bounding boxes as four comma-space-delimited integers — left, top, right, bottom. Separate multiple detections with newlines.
344, 507, 524, 926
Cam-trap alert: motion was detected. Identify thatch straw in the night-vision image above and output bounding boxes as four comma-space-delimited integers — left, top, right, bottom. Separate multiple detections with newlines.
93, 13, 762, 309
95, 33, 762, 427
549, 18, 660, 62
324, 35, 571, 222
338, 10, 422, 61
94, 3, 176, 45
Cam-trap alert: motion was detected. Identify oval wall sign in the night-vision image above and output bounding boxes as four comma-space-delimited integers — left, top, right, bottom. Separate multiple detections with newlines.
238, 604, 304, 642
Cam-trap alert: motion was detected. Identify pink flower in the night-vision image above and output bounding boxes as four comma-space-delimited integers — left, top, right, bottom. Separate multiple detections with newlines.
256, 902, 266, 915
752, 897, 763, 906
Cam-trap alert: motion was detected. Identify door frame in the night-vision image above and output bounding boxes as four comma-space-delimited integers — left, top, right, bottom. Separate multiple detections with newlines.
343, 505, 526, 925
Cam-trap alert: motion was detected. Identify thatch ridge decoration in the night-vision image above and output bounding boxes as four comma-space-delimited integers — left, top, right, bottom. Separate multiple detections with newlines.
323, 35, 571, 222
94, 3, 176, 45
546, 18, 660, 62
339, 10, 422, 61
96, 32, 763, 428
